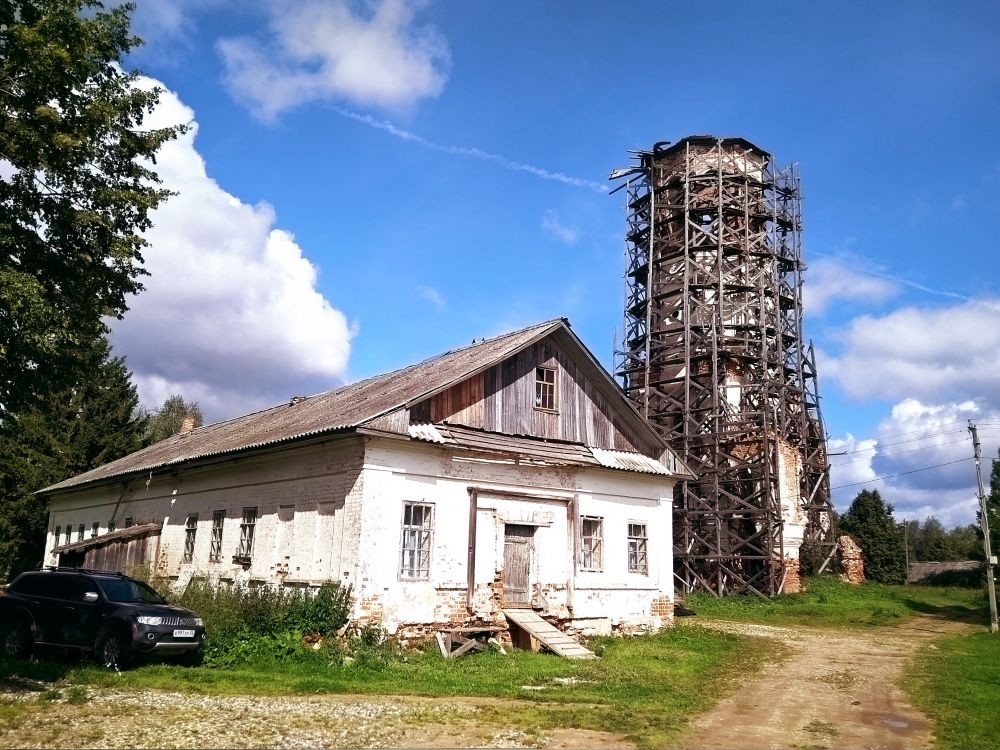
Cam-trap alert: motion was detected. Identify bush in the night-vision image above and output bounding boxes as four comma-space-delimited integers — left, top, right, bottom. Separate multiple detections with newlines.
173, 578, 352, 663
798, 539, 838, 577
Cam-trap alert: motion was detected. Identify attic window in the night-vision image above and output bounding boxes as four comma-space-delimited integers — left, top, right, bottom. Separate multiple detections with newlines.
534, 367, 557, 411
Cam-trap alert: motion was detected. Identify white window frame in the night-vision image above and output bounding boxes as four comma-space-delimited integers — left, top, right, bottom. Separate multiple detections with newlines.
209, 510, 225, 563
183, 514, 198, 563
399, 501, 434, 581
235, 507, 257, 561
628, 521, 649, 575
578, 515, 604, 571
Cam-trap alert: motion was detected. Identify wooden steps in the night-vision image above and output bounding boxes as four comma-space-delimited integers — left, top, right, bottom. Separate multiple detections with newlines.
503, 609, 598, 660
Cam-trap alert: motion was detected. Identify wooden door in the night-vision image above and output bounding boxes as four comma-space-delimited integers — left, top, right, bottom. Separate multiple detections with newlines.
503, 525, 533, 608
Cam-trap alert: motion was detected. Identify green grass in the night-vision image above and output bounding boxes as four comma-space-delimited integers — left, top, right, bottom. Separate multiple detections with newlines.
0, 625, 780, 749
907, 629, 1000, 750
685, 575, 987, 628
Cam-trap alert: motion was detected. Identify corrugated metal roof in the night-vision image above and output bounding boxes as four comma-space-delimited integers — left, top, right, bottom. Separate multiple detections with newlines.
407, 423, 450, 444
410, 425, 672, 476
590, 447, 671, 475
41, 320, 566, 494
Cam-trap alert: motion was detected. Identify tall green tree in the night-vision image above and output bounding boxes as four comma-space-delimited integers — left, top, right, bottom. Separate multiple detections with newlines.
145, 394, 203, 444
0, 0, 182, 419
0, 336, 146, 580
987, 449, 1000, 559
839, 489, 906, 584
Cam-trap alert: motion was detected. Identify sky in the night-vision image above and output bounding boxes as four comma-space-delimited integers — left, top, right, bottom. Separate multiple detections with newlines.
108, 0, 1000, 526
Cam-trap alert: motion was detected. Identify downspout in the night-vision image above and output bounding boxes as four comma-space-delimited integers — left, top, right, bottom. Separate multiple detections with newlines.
466, 487, 479, 612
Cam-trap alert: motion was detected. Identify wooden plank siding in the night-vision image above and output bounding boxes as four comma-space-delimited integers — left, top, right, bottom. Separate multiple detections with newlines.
412, 339, 654, 454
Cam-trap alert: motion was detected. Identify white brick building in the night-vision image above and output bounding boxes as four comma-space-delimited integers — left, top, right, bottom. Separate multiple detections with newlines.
41, 320, 691, 636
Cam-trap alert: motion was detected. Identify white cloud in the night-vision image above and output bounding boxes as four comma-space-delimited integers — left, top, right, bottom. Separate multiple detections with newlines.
824, 299, 1000, 403
541, 210, 578, 245
803, 256, 897, 315
218, 0, 450, 120
110, 79, 354, 421
416, 285, 446, 311
829, 399, 999, 525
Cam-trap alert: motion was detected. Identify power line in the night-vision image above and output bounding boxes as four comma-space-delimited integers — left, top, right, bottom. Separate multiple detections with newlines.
831, 427, 969, 456
829, 436, 970, 467
830, 457, 973, 490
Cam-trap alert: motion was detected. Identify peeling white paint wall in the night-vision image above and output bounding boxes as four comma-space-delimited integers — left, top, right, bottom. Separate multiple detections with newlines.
45, 434, 675, 634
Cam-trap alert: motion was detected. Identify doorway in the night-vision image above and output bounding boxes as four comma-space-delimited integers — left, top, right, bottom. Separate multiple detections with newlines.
503, 524, 534, 608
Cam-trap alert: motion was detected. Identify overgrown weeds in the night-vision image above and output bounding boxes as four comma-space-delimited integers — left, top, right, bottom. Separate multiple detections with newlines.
168, 578, 356, 666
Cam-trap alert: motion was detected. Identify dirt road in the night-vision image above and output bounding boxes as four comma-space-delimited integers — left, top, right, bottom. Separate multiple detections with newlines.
0, 615, 970, 749
675, 615, 974, 750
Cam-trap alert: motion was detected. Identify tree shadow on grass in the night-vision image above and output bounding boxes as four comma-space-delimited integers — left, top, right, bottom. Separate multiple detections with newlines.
900, 597, 989, 626
0, 651, 80, 695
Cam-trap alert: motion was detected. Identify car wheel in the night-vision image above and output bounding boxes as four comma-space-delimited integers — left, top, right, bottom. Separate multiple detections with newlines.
1, 620, 32, 659
95, 628, 132, 670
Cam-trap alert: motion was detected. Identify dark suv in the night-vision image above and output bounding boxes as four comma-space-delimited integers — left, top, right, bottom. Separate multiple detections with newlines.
0, 568, 205, 669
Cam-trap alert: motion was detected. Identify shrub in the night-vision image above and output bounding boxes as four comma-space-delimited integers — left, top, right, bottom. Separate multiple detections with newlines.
173, 578, 352, 662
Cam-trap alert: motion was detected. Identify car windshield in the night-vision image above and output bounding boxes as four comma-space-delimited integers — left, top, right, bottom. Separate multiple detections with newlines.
97, 578, 167, 604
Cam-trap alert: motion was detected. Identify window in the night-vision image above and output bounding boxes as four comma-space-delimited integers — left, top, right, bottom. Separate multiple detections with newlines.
578, 516, 604, 570
235, 507, 257, 561
64, 527, 71, 546
77, 524, 85, 542
123, 516, 134, 528
183, 514, 198, 563
107, 519, 116, 533
399, 502, 433, 580
54, 526, 61, 544
628, 522, 648, 575
209, 510, 225, 562
91, 522, 99, 538
534, 366, 557, 411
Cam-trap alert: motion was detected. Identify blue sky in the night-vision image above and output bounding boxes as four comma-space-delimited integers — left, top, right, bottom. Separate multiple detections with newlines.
111, 0, 1000, 525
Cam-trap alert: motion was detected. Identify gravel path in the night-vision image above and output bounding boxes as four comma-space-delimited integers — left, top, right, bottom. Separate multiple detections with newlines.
674, 615, 975, 750
0, 688, 633, 749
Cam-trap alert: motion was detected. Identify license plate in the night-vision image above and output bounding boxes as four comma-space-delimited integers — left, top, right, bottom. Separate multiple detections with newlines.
173, 629, 195, 638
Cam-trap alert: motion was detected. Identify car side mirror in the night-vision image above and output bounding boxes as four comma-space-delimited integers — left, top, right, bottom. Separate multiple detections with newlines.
83, 591, 99, 602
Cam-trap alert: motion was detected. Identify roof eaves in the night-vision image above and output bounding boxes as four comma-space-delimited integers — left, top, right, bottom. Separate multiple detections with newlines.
38, 424, 356, 496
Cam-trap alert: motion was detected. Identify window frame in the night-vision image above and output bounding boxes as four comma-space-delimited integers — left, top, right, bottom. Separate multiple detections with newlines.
123, 516, 134, 528
234, 507, 257, 562
183, 514, 199, 563
77, 523, 85, 542
627, 521, 649, 575
91, 522, 99, 539
107, 519, 116, 533
578, 515, 604, 571
534, 365, 558, 412
399, 501, 434, 581
209, 510, 225, 563
54, 525, 61, 545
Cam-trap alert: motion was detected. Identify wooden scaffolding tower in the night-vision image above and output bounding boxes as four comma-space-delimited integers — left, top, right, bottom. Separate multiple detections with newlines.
611, 135, 833, 597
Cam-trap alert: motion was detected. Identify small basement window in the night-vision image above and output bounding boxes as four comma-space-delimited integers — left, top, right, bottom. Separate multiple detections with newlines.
534, 366, 557, 411
578, 516, 604, 571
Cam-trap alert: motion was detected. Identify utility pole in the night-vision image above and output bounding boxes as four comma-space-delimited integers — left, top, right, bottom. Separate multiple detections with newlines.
969, 422, 999, 633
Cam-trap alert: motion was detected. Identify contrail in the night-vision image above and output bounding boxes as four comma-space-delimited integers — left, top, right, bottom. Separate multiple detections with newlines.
331, 106, 607, 194
813, 251, 969, 302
